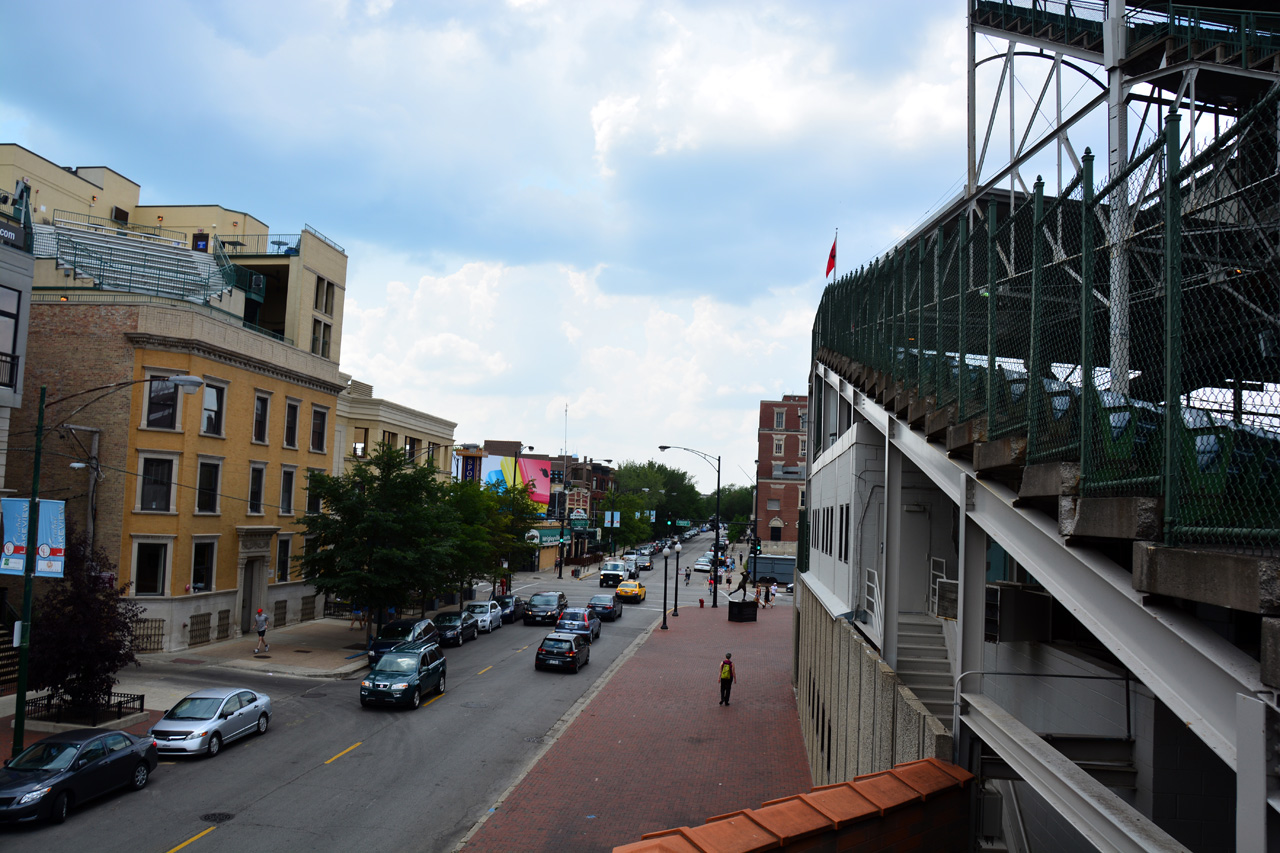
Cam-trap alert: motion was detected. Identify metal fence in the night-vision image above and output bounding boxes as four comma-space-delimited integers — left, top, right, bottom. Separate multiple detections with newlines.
131, 618, 165, 652
26, 691, 145, 726
814, 83, 1280, 554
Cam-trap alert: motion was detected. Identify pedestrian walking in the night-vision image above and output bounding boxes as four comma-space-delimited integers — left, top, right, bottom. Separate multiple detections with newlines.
253, 608, 270, 654
685, 566, 691, 585
769, 582, 778, 607
753, 584, 763, 607
718, 652, 736, 705
348, 605, 365, 630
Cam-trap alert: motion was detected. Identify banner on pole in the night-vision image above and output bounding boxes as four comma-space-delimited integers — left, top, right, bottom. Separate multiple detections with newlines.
1, 498, 67, 578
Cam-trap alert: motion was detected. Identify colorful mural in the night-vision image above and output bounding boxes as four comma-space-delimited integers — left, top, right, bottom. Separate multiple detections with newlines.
481, 455, 552, 509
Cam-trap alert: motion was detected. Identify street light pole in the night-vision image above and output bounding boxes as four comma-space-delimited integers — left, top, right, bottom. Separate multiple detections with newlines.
12, 374, 203, 757
658, 445, 722, 608
660, 546, 670, 629
672, 542, 682, 616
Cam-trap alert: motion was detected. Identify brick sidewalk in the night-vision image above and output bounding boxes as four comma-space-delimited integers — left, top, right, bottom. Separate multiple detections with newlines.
461, 598, 810, 852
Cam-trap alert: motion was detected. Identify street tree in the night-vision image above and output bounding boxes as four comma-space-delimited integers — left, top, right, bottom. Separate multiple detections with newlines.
296, 442, 454, 626
489, 479, 541, 595
30, 531, 144, 710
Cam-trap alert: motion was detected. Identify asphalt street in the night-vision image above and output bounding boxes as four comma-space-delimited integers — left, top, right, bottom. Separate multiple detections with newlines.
0, 532, 729, 853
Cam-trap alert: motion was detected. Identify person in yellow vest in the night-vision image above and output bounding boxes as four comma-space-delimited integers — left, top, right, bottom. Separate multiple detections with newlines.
719, 652, 736, 706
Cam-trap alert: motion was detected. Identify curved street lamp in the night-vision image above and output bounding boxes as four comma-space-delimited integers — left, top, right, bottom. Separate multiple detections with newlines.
13, 374, 204, 757
658, 445, 721, 608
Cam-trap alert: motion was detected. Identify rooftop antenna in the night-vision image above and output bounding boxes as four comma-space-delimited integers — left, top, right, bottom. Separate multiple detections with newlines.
563, 403, 568, 458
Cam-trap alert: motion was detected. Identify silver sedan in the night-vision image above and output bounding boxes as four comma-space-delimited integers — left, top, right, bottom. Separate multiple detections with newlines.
149, 687, 272, 757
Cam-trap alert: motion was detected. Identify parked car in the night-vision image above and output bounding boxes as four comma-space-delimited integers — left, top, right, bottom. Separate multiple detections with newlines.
534, 631, 591, 673
495, 594, 526, 623
367, 618, 439, 666
523, 591, 569, 625
587, 592, 623, 621
616, 580, 647, 602
436, 610, 479, 645
360, 641, 446, 708
0, 728, 158, 824
693, 558, 712, 573
150, 687, 272, 758
465, 600, 503, 633
556, 608, 602, 643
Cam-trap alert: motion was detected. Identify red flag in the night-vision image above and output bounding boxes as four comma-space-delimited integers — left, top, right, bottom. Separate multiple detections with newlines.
825, 235, 837, 277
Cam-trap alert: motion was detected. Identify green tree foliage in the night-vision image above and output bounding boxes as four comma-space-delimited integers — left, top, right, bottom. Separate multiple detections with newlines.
30, 531, 144, 708
296, 442, 454, 614
714, 484, 754, 542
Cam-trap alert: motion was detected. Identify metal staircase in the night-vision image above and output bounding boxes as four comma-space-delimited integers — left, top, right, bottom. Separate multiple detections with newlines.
895, 613, 955, 732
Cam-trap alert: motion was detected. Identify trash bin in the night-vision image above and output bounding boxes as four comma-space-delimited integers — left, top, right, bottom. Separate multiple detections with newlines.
571, 568, 580, 578
464, 587, 477, 601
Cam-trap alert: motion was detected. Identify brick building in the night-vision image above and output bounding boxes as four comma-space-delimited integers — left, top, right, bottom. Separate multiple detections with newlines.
754, 394, 807, 555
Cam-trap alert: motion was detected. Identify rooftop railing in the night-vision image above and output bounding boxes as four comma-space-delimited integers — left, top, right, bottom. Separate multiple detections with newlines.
813, 83, 1280, 554
53, 209, 189, 246
216, 234, 301, 256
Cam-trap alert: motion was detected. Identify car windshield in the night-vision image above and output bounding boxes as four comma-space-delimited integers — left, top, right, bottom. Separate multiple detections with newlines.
465, 603, 490, 614
542, 639, 571, 651
377, 624, 414, 640
589, 596, 612, 605
604, 563, 624, 571
165, 697, 223, 720
496, 596, 514, 606
9, 741, 80, 771
436, 613, 462, 626
530, 593, 560, 606
374, 655, 417, 673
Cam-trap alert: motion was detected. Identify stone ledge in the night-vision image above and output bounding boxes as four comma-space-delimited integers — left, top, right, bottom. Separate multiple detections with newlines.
16, 710, 150, 733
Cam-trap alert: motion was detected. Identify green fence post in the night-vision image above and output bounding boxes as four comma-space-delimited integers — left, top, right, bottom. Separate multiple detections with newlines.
934, 227, 944, 398
1080, 149, 1096, 491
986, 201, 998, 424
916, 238, 925, 392
1163, 114, 1183, 546
1028, 177, 1046, 458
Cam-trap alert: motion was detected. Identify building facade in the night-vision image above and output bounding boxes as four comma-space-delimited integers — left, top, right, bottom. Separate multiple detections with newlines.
755, 395, 806, 555
1, 144, 348, 651
335, 376, 456, 477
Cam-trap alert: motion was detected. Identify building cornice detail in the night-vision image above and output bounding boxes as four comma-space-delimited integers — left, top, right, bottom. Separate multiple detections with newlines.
125, 332, 346, 396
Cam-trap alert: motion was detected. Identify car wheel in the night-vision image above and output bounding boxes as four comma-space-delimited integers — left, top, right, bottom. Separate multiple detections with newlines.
207, 732, 222, 758
130, 762, 150, 791
49, 791, 70, 824
409, 688, 421, 709
437, 672, 447, 695
256, 713, 269, 735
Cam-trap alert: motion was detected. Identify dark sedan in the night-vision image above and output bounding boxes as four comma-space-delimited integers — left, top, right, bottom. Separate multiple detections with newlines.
435, 610, 479, 645
523, 591, 568, 626
0, 729, 158, 824
587, 593, 623, 622
555, 608, 602, 643
495, 594, 525, 623
367, 618, 439, 667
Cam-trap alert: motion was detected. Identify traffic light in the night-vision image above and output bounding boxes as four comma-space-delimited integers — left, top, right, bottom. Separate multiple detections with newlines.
752, 539, 762, 555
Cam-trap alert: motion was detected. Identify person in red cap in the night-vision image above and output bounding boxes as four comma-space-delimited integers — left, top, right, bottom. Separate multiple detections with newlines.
253, 607, 270, 654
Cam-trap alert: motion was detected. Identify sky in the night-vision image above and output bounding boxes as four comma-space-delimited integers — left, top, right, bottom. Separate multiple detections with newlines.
2, 0, 988, 491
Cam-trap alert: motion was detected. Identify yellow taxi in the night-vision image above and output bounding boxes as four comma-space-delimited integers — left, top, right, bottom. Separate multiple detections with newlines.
616, 580, 647, 602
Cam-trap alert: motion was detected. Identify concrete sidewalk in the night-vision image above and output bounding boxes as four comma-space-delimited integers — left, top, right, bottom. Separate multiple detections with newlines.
458, 595, 811, 852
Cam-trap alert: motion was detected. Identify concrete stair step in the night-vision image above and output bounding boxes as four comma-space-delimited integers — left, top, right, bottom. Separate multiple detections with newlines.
897, 655, 951, 672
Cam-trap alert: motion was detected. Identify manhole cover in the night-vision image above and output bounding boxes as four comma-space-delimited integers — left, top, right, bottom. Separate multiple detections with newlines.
303, 693, 326, 699
201, 812, 235, 824
461, 702, 490, 709
293, 649, 313, 654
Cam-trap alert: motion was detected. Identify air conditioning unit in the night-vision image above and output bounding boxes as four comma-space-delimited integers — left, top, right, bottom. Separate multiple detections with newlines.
251, 274, 265, 294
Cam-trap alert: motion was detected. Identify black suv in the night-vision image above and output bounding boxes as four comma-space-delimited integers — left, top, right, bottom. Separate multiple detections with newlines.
534, 631, 590, 673
360, 641, 446, 709
523, 591, 568, 626
367, 618, 439, 667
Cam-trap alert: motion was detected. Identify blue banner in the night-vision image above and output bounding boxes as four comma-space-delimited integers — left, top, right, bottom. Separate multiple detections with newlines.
1, 498, 67, 578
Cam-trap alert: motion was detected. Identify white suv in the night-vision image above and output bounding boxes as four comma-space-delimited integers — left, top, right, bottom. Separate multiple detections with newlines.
465, 600, 503, 633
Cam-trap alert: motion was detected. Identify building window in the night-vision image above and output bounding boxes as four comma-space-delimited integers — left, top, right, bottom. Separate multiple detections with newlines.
799, 488, 806, 509
192, 540, 216, 592
799, 411, 808, 430
427, 442, 439, 467
311, 318, 332, 359
146, 376, 179, 430
311, 406, 329, 452
248, 464, 266, 515
773, 436, 784, 456
275, 536, 292, 583
280, 467, 295, 515
799, 438, 807, 457
0, 285, 20, 387
196, 459, 221, 514
307, 469, 323, 514
405, 437, 420, 463
134, 541, 169, 596
283, 400, 300, 449
382, 430, 397, 449
352, 427, 369, 459
139, 456, 175, 512
767, 499, 781, 511
252, 393, 270, 443
314, 277, 335, 316
201, 384, 225, 437
774, 410, 785, 429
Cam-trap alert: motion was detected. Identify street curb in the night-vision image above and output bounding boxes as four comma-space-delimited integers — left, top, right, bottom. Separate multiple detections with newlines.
452, 608, 666, 851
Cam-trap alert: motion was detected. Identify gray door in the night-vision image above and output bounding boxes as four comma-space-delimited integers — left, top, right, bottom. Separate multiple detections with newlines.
240, 559, 262, 633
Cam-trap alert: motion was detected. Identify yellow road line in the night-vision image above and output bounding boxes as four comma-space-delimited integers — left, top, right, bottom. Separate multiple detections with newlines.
477, 665, 493, 675
166, 826, 215, 853
423, 692, 444, 707
325, 742, 362, 764
516, 643, 531, 652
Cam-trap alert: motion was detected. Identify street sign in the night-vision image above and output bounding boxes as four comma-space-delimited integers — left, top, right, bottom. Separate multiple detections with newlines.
676, 520, 691, 527
571, 518, 588, 529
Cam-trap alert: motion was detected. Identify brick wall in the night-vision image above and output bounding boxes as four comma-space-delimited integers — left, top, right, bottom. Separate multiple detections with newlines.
756, 396, 808, 544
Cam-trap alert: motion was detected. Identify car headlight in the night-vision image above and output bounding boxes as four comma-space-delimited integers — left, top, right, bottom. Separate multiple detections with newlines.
18, 787, 51, 805
361, 680, 373, 688
391, 682, 410, 690
193, 730, 209, 739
